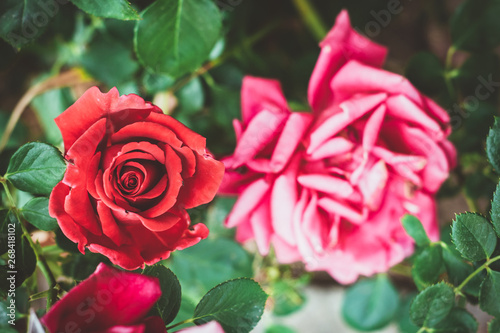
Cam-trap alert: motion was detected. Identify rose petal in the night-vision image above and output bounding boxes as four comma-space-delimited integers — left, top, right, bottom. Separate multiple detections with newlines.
250, 198, 273, 256
55, 87, 158, 152
111, 122, 183, 148
96, 201, 133, 247
226, 179, 270, 228
241, 76, 289, 125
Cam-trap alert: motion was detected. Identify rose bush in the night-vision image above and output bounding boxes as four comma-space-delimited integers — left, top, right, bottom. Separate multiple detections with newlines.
42, 263, 166, 333
219, 10, 456, 283
49, 87, 225, 269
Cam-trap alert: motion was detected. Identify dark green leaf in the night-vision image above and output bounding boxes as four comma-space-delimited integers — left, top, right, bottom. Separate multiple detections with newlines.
434, 308, 478, 333
410, 282, 455, 328
55, 227, 79, 253
489, 318, 500, 333
0, 0, 53, 49
342, 275, 399, 331
5, 142, 66, 195
451, 213, 497, 261
491, 182, 500, 237
20, 197, 58, 231
143, 265, 181, 325
193, 278, 268, 333
402, 214, 431, 247
405, 52, 446, 96
0, 210, 11, 256
451, 0, 500, 52
442, 246, 475, 293
487, 117, 500, 174
62, 251, 109, 281
134, 0, 222, 78
17, 234, 37, 287
142, 72, 175, 94
70, 0, 140, 20
0, 112, 27, 149
412, 245, 444, 290
480, 269, 500, 317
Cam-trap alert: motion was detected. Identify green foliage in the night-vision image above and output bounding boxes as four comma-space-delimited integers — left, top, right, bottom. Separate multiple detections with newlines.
143, 265, 182, 325
480, 269, 500, 317
489, 318, 500, 333
342, 275, 399, 331
20, 197, 58, 231
434, 308, 478, 333
487, 117, 500, 174
69, 0, 140, 20
265, 325, 296, 333
451, 0, 500, 52
409, 282, 455, 328
5, 142, 66, 195
405, 52, 445, 96
193, 278, 268, 333
134, 0, 222, 78
451, 213, 497, 261
402, 214, 431, 247
412, 245, 444, 290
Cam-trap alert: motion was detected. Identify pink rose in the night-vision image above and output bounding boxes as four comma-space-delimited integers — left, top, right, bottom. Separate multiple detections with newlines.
219, 10, 456, 284
42, 263, 166, 333
181, 322, 225, 332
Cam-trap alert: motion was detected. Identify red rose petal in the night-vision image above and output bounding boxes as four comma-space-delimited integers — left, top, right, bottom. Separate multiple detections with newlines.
96, 201, 133, 247
49, 182, 88, 253
176, 152, 225, 209
41, 263, 161, 332
146, 112, 207, 153
111, 122, 183, 148
87, 152, 102, 199
173, 145, 197, 178
141, 145, 183, 218
138, 211, 181, 232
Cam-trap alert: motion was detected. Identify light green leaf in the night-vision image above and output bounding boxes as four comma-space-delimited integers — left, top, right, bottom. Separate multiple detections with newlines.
402, 214, 431, 247
410, 282, 455, 328
342, 275, 399, 331
487, 117, 500, 174
70, 0, 140, 20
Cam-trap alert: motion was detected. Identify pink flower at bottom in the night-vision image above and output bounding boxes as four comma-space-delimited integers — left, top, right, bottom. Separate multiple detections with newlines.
42, 263, 166, 333
219, 10, 456, 284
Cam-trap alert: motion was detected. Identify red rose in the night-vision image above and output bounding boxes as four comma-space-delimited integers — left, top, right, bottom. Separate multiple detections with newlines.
41, 263, 166, 333
49, 87, 225, 269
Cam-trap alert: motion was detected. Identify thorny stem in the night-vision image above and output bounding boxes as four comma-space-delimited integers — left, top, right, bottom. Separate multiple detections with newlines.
1, 180, 58, 311
292, 0, 329, 41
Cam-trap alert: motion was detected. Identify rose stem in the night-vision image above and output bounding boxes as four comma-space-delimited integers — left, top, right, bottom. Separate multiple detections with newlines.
292, 0, 329, 42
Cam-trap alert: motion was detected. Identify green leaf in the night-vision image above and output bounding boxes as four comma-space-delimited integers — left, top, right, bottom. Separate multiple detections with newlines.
492, 182, 500, 238
134, 0, 222, 78
62, 251, 110, 281
80, 27, 139, 87
342, 275, 399, 331
442, 246, 472, 285
20, 197, 58, 231
18, 233, 37, 287
412, 245, 444, 290
451, 213, 497, 262
396, 293, 419, 333
176, 77, 205, 114
451, 0, 500, 52
5, 142, 66, 195
489, 318, 500, 333
487, 117, 500, 174
272, 280, 306, 316
405, 52, 446, 96
69, 0, 140, 20
402, 214, 431, 247
265, 325, 296, 333
0, 210, 12, 256
142, 265, 181, 325
0, 0, 52, 49
0, 112, 27, 149
410, 282, 455, 328
193, 278, 268, 333
434, 308, 478, 333
55, 228, 79, 253
480, 269, 500, 317
168, 237, 253, 301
